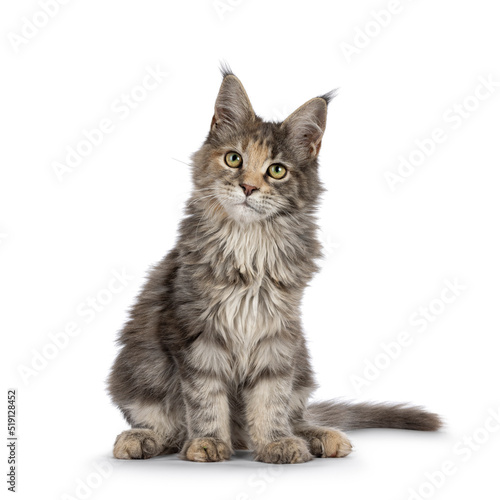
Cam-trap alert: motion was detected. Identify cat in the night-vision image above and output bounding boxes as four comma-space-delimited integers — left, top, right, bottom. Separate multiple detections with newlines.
107, 66, 441, 464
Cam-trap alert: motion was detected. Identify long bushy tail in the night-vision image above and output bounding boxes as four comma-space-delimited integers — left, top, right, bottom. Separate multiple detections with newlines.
306, 400, 442, 431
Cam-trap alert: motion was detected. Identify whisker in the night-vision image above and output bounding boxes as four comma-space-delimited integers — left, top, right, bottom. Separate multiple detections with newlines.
171, 157, 191, 167
186, 193, 218, 207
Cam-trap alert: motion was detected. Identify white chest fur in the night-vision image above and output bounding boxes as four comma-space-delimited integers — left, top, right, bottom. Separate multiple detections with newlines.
208, 222, 290, 379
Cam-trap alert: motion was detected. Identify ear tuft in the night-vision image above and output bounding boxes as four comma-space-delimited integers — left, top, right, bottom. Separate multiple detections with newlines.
219, 61, 234, 79
318, 88, 339, 105
211, 68, 254, 133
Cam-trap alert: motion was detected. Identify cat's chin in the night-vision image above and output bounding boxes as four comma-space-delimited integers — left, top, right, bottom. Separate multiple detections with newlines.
225, 202, 267, 224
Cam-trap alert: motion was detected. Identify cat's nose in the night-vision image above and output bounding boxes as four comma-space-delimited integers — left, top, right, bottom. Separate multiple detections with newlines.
240, 184, 259, 197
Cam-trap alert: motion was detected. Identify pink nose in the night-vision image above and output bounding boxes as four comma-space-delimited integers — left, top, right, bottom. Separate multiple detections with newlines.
240, 184, 259, 197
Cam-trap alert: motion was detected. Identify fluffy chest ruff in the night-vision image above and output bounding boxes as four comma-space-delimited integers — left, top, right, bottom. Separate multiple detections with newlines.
193, 220, 302, 381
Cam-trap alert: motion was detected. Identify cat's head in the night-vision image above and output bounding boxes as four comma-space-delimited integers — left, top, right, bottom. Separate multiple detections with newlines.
190, 67, 334, 224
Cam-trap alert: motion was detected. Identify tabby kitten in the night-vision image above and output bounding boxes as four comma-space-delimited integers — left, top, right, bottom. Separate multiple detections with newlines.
108, 68, 441, 464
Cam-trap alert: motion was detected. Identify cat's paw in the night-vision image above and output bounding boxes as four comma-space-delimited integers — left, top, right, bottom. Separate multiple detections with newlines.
255, 437, 313, 464
113, 429, 165, 459
182, 437, 232, 462
306, 429, 352, 458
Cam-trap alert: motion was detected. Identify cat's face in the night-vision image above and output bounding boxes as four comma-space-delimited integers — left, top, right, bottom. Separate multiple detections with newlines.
191, 70, 332, 224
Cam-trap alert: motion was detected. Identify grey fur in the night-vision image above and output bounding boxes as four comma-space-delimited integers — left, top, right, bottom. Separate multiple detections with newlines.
108, 68, 441, 464
307, 400, 442, 431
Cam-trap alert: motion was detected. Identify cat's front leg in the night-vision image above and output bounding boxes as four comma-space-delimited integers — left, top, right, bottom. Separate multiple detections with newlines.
179, 339, 233, 462
244, 375, 312, 464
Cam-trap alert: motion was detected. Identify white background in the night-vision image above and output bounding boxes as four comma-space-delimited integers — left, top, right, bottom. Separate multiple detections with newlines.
1, 0, 499, 499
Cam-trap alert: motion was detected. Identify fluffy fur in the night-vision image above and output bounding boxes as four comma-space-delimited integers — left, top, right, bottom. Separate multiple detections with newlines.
108, 68, 441, 464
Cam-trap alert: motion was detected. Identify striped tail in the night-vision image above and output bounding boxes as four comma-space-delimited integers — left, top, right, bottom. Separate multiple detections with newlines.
306, 400, 442, 431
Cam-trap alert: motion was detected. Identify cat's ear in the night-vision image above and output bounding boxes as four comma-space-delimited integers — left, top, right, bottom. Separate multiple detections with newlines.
211, 68, 255, 132
281, 91, 336, 159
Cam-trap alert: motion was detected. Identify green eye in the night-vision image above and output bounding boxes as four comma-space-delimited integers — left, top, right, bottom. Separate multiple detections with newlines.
267, 164, 287, 180
225, 151, 242, 168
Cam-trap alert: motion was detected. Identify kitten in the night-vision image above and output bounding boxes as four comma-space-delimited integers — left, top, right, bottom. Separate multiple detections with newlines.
108, 67, 441, 464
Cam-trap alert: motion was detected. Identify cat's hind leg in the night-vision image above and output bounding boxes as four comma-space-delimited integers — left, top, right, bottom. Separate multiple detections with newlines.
113, 401, 186, 459
293, 423, 352, 458
289, 386, 352, 459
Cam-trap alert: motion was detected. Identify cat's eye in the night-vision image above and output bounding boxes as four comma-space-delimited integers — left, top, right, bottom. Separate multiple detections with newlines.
267, 164, 287, 180
225, 151, 243, 168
